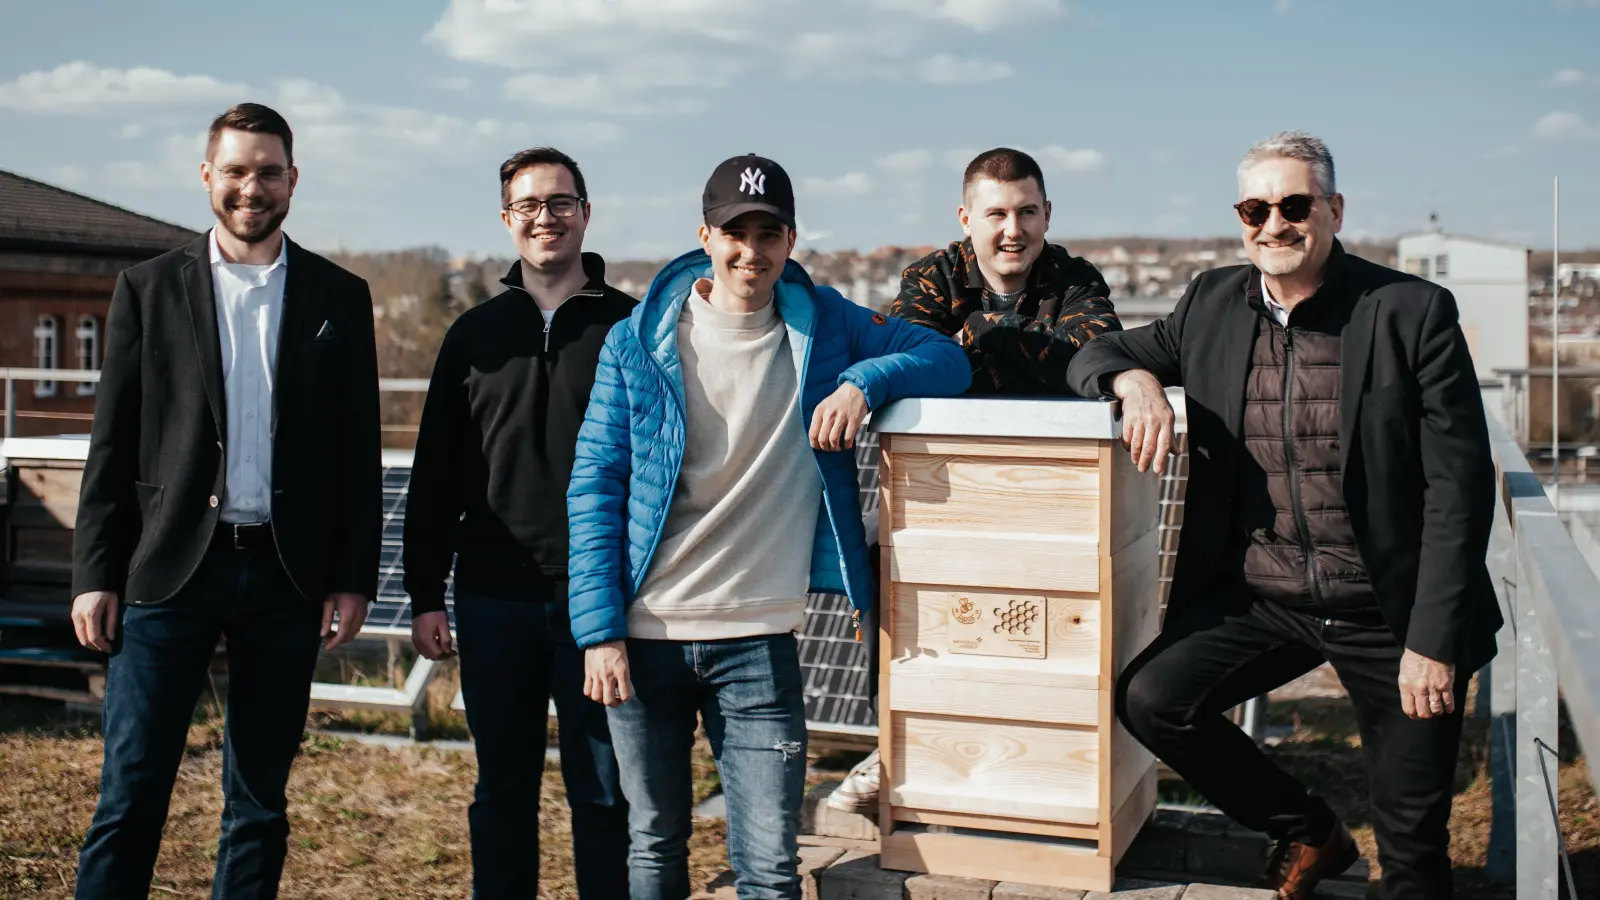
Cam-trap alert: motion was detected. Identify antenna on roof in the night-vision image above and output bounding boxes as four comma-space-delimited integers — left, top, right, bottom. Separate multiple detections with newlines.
1427, 210, 1440, 232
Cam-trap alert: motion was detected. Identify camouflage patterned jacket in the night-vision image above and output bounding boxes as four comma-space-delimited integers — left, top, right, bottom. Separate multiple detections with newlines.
890, 238, 1121, 394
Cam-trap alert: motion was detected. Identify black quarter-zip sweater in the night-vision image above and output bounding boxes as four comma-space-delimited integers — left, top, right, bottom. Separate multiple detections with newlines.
403, 253, 636, 614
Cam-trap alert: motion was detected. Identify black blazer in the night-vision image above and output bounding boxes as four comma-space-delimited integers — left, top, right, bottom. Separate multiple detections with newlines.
1066, 243, 1501, 671
72, 234, 382, 606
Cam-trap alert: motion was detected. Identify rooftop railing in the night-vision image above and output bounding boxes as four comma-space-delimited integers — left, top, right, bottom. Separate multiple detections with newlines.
6, 368, 1600, 894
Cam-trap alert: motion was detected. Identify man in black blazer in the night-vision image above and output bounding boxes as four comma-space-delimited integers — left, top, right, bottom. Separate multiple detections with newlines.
69, 103, 380, 900
1066, 132, 1499, 900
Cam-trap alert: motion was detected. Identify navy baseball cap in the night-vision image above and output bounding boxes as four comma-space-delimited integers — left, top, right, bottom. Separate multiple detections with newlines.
702, 153, 796, 229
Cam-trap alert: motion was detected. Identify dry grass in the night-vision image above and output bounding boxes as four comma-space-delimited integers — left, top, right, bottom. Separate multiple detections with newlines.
0, 694, 730, 899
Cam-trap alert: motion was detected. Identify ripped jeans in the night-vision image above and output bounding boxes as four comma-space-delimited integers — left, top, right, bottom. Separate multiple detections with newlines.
607, 634, 808, 900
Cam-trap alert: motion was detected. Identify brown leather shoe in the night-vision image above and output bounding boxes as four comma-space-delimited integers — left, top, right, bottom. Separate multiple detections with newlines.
1261, 821, 1361, 900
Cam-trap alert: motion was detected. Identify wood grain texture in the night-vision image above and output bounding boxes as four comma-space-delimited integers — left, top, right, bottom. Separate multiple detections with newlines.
888, 543, 1100, 594
888, 711, 1100, 823
1109, 766, 1159, 864
881, 830, 1114, 892
884, 451, 1100, 537
1107, 440, 1164, 555
1108, 529, 1161, 819
883, 670, 1100, 726
9, 465, 82, 529
886, 436, 1100, 461
887, 585, 1100, 676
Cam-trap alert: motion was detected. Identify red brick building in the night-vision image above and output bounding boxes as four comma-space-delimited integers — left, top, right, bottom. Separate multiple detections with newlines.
0, 170, 198, 436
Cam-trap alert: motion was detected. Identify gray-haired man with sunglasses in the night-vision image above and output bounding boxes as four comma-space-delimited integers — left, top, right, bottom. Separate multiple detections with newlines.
404, 146, 635, 898
1066, 131, 1499, 900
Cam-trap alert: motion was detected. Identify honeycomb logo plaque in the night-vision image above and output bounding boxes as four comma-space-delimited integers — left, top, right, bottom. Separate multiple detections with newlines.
948, 594, 1046, 659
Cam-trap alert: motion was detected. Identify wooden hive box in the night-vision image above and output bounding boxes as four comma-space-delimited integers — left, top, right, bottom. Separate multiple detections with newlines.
871, 397, 1162, 892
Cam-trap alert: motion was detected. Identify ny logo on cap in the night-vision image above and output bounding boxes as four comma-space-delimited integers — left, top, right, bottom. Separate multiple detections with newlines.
739, 167, 765, 196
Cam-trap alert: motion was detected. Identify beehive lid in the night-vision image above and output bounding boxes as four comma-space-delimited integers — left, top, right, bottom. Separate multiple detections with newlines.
869, 397, 1121, 440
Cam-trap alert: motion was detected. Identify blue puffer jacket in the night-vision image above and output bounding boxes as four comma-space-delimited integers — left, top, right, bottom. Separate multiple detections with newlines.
567, 249, 971, 648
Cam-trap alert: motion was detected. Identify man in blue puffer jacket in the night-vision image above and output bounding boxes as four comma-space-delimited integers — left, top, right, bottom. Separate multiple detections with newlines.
567, 154, 970, 899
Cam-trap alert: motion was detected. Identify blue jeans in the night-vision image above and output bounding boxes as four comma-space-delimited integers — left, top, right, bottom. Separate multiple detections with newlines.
454, 589, 629, 899
76, 537, 324, 900
607, 634, 808, 900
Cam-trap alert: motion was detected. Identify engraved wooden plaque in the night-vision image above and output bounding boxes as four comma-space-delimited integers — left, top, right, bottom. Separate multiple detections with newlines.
946, 595, 1046, 659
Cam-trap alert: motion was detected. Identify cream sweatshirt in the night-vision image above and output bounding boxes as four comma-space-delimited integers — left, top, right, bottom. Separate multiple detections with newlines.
628, 279, 823, 640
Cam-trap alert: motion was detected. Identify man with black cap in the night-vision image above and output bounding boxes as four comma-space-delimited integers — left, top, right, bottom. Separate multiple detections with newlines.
566, 154, 970, 899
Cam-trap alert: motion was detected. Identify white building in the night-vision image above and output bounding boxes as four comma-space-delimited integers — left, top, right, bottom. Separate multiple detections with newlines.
1396, 230, 1529, 380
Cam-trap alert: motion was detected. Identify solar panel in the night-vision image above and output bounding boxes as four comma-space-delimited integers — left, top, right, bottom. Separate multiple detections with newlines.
367, 433, 883, 731
369, 466, 454, 631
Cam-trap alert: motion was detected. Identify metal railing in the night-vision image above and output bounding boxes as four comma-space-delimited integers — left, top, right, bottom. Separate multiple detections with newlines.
2, 368, 431, 440
1483, 414, 1600, 897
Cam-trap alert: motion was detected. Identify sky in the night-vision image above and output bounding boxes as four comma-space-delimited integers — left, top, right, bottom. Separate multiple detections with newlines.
1, 0, 1598, 260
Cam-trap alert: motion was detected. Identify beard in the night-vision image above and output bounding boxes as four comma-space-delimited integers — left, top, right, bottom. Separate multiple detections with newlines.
213, 191, 288, 244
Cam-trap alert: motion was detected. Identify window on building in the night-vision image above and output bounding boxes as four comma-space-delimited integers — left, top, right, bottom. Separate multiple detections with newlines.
1404, 257, 1426, 277
33, 315, 59, 397
76, 315, 101, 396
1435, 254, 1449, 279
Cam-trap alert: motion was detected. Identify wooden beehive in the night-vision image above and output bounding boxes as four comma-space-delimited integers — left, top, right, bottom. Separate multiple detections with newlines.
871, 397, 1162, 892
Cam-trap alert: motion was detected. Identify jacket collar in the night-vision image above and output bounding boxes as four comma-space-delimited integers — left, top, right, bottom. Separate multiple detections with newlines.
1243, 239, 1350, 321
956, 236, 1069, 296
499, 251, 609, 299
634, 249, 820, 400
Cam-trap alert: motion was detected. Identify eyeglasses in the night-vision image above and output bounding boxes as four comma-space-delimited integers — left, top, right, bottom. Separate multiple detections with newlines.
503, 195, 585, 220
1233, 194, 1327, 227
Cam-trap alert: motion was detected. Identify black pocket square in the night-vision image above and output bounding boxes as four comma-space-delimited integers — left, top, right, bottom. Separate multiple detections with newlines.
313, 320, 336, 341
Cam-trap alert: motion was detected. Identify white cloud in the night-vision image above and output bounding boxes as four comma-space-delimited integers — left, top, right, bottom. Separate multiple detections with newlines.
428, 0, 1054, 114
1548, 68, 1587, 87
433, 75, 473, 91
943, 148, 979, 171
118, 123, 145, 139
47, 165, 88, 188
918, 54, 1013, 84
1532, 110, 1600, 141
0, 62, 246, 112
1036, 146, 1107, 173
876, 149, 935, 177
275, 78, 347, 121
874, 0, 1066, 32
107, 132, 205, 190
802, 172, 873, 198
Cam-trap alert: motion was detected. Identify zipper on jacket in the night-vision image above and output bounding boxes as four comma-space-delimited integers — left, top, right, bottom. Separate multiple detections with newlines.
1279, 325, 1323, 606
543, 318, 552, 353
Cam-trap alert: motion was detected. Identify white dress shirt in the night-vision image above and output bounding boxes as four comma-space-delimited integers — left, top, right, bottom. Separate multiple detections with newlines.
1260, 272, 1290, 326
208, 228, 287, 524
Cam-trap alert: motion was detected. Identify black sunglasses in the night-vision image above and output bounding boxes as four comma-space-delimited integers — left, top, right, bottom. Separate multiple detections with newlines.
1233, 194, 1327, 227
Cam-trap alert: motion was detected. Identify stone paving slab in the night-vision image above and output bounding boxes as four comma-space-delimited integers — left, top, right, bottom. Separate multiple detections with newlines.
805, 779, 882, 841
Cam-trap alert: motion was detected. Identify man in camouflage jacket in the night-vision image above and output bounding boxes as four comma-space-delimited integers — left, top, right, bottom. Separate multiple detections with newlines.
890, 148, 1121, 393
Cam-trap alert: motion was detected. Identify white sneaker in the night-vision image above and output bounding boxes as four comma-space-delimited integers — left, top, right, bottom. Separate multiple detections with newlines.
826, 748, 881, 814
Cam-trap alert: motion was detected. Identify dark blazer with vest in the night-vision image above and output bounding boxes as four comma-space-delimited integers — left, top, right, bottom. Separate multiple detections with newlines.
1065, 242, 1501, 672
72, 233, 382, 607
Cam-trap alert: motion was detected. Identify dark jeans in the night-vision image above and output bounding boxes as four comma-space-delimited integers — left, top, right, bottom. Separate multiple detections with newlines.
1118, 594, 1470, 900
453, 589, 628, 900
76, 536, 324, 900
607, 634, 808, 900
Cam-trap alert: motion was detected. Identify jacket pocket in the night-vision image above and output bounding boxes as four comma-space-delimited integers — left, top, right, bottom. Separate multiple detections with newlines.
127, 481, 163, 573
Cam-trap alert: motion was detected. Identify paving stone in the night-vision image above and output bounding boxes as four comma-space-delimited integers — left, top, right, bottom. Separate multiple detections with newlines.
692, 869, 738, 899
992, 882, 1089, 899
904, 872, 997, 899
818, 852, 911, 900
1119, 807, 1191, 876
801, 845, 848, 900
1178, 884, 1276, 899
1082, 879, 1185, 899
1184, 813, 1268, 885
804, 780, 882, 841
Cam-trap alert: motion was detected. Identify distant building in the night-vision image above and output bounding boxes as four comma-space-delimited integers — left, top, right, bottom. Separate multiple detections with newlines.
1396, 229, 1529, 380
0, 170, 198, 436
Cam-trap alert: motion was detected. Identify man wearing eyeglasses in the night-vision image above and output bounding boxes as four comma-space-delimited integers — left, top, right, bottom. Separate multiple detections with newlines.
1065, 132, 1499, 900
404, 146, 633, 898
